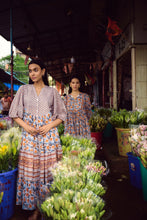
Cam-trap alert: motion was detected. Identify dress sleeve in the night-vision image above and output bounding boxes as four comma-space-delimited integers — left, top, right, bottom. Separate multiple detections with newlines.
52, 88, 67, 121
9, 86, 24, 119
83, 93, 92, 121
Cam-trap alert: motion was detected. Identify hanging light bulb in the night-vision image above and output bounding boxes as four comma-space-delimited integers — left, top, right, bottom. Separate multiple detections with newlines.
70, 56, 75, 64
27, 44, 31, 51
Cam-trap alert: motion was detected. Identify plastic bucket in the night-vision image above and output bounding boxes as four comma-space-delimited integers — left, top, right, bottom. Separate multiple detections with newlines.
91, 132, 103, 150
0, 168, 18, 220
103, 122, 113, 138
115, 128, 131, 157
127, 152, 142, 189
139, 159, 147, 202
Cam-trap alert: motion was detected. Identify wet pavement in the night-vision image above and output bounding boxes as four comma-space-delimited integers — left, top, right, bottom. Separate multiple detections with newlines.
10, 132, 147, 220
96, 134, 147, 220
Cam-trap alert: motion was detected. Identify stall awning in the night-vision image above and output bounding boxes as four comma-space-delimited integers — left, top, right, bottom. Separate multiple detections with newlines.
0, 68, 25, 90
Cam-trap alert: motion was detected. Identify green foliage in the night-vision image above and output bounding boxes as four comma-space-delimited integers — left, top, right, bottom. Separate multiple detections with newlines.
0, 54, 29, 84
0, 127, 22, 172
109, 109, 145, 128
89, 113, 107, 132
41, 135, 106, 220
60, 134, 96, 159
143, 110, 147, 125
94, 107, 112, 120
57, 123, 64, 136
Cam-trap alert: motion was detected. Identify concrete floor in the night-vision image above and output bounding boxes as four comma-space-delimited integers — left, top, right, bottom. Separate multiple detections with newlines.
97, 135, 147, 220
10, 132, 147, 220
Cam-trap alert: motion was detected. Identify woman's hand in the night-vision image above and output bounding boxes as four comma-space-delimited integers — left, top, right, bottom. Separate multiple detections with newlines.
13, 118, 38, 136
39, 124, 51, 136
38, 119, 62, 136
24, 124, 38, 136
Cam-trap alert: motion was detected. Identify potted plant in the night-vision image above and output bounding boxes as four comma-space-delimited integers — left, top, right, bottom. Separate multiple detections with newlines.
94, 107, 113, 138
109, 108, 145, 156
89, 113, 107, 150
0, 127, 21, 220
94, 107, 112, 120
109, 109, 144, 128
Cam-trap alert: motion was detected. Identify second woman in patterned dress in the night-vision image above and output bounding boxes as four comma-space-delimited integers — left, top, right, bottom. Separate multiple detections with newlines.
64, 75, 92, 138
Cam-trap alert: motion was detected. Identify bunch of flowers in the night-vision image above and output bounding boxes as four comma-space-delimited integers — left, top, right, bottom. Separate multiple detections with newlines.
89, 113, 107, 132
0, 127, 22, 172
94, 107, 112, 120
109, 108, 145, 128
0, 120, 7, 130
50, 158, 106, 196
41, 189, 105, 220
86, 161, 107, 177
41, 135, 108, 219
129, 125, 147, 168
61, 134, 96, 158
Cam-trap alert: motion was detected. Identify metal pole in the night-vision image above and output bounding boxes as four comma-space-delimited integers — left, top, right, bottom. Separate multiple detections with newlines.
113, 60, 117, 110
102, 70, 105, 107
110, 60, 113, 107
10, 1, 13, 100
131, 47, 136, 110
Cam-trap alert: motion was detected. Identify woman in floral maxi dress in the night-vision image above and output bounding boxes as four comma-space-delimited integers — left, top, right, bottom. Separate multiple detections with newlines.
64, 75, 92, 138
9, 59, 66, 220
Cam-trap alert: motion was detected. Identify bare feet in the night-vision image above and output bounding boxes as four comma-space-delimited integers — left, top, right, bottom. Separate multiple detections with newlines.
28, 209, 40, 220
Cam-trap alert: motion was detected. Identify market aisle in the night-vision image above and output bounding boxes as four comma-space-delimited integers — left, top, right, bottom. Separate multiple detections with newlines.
96, 134, 147, 220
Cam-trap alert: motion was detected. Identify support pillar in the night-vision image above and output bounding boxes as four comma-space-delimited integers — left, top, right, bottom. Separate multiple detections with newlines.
131, 47, 136, 110
113, 60, 117, 110
10, 1, 13, 100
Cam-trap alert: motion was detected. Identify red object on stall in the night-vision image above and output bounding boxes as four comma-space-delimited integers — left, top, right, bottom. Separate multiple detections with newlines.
91, 131, 103, 151
106, 17, 122, 45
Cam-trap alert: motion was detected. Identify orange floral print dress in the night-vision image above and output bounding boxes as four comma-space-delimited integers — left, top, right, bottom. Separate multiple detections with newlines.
9, 84, 66, 210
64, 93, 92, 138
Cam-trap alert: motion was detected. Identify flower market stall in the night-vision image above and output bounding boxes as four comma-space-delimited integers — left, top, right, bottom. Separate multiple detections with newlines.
0, 119, 109, 220
109, 108, 145, 157
41, 134, 109, 220
128, 125, 147, 201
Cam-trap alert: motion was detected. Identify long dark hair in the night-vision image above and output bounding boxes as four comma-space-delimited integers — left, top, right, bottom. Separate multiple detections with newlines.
68, 74, 82, 94
28, 59, 49, 86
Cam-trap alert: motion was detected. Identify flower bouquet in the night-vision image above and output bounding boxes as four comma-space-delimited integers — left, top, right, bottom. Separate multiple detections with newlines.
89, 113, 107, 132
41, 188, 105, 220
94, 107, 112, 120
89, 113, 107, 150
108, 109, 145, 157
0, 127, 22, 173
109, 109, 144, 128
129, 125, 147, 168
61, 134, 96, 159
93, 107, 114, 138
50, 158, 106, 195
